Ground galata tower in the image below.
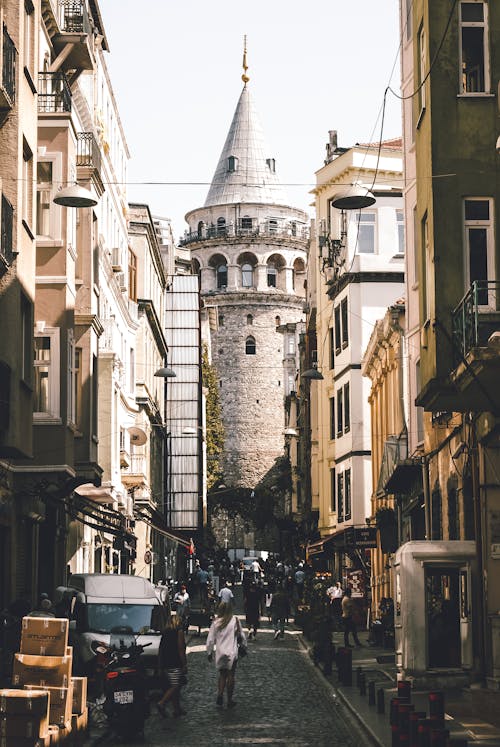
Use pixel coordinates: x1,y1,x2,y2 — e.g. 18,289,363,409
184,49,308,531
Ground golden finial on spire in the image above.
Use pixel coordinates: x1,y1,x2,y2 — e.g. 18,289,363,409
242,35,250,86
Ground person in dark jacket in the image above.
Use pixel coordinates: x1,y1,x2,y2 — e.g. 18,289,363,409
270,584,290,639
244,581,262,639
157,613,187,718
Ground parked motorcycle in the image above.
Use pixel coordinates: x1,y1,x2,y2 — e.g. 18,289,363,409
91,626,151,739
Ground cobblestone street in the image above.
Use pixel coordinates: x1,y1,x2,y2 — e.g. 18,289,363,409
85,617,366,746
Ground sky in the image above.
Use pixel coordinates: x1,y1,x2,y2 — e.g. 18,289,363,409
99,0,402,241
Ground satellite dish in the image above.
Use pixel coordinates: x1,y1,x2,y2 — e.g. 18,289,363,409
128,426,147,446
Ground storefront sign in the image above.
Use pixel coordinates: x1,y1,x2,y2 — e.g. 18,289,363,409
343,526,377,548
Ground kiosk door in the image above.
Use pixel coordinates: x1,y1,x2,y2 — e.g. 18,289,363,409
426,567,461,668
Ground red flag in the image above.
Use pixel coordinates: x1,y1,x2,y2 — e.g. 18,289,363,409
189,538,195,556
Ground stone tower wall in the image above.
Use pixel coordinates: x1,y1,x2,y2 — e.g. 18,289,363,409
210,292,304,487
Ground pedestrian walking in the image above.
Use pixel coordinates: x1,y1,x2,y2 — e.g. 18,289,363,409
197,565,210,607
327,581,343,629
218,581,234,606
244,581,262,639
157,613,188,718
270,583,290,639
173,583,191,634
294,564,306,603
341,587,362,648
206,602,246,709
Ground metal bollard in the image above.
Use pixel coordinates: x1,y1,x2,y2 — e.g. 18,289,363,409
409,712,427,747
359,672,366,695
390,698,402,726
398,703,414,745
430,729,449,747
356,666,363,688
376,687,385,714
417,719,433,747
368,679,376,706
397,679,412,704
428,692,445,730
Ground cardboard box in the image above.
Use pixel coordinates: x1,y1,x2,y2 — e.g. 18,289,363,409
28,686,73,728
0,737,50,747
0,689,49,717
21,618,69,657
71,708,88,733
0,714,49,739
70,678,87,715
13,654,72,688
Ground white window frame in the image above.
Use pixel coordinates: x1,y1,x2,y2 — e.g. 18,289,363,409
34,327,60,422
241,263,253,288
67,329,76,425
463,197,495,308
36,154,63,245
396,209,405,255
356,211,377,254
418,23,426,115
459,1,490,95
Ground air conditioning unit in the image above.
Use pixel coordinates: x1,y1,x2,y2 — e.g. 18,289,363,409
115,271,127,291
112,247,123,272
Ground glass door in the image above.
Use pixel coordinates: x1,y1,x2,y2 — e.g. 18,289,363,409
425,567,461,668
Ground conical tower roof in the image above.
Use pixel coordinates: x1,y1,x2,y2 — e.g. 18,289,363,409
204,84,287,207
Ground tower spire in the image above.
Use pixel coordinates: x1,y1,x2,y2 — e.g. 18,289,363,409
242,35,249,86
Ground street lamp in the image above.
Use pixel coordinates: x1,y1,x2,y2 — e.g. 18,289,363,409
53,183,98,208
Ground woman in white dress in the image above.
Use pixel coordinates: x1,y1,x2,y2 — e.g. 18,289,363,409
206,602,246,708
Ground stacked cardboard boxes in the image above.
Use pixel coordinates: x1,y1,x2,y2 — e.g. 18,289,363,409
2,617,88,746
0,689,51,747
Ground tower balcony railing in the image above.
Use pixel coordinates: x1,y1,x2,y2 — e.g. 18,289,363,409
180,221,309,246
38,72,72,113
452,280,500,365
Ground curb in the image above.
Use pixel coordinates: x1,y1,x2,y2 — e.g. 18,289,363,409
297,633,386,747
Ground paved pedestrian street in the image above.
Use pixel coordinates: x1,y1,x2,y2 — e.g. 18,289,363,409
85,623,366,746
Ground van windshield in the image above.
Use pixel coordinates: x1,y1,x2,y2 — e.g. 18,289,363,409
86,604,163,634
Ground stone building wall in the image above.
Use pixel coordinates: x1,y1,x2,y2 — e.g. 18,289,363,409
209,292,304,486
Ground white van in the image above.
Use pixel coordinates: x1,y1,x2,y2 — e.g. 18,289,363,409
65,574,169,678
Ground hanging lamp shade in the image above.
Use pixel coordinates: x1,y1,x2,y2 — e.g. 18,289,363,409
301,368,324,380
53,184,98,208
330,184,376,211
154,366,176,378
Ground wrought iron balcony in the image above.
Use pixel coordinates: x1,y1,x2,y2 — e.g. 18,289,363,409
0,194,15,272
38,72,72,113
76,131,101,173
452,280,500,365
0,26,16,109
180,221,309,246
58,0,91,34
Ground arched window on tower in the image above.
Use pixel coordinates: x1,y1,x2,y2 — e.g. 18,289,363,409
267,263,277,287
247,314,253,325
275,315,281,327
216,263,227,288
217,217,226,237
228,156,238,172
241,263,253,288
197,221,204,238
245,336,256,355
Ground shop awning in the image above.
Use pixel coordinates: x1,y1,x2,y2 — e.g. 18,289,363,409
307,525,378,557
133,504,192,549
384,458,422,493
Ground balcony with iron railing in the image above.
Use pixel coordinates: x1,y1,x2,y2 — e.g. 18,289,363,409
121,454,148,488
180,221,309,246
450,280,500,412
38,72,72,114
452,281,500,364
57,0,91,34
0,193,15,274
76,131,101,173
0,26,16,109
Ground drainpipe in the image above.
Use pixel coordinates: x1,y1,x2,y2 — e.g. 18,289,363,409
421,455,431,539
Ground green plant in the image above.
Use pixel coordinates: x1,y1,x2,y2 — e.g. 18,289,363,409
202,343,225,490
